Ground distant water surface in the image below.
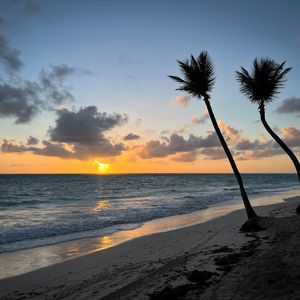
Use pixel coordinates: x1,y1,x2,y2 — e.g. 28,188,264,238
0,174,298,253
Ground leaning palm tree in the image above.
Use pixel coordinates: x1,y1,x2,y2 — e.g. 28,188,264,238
236,58,300,182
169,51,258,219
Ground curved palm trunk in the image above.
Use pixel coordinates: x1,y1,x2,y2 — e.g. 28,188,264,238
204,97,258,219
259,103,300,183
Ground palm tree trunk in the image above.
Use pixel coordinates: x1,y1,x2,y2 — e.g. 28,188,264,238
204,97,258,219
259,103,300,182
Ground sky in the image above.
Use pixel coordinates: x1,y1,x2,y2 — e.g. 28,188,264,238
0,0,299,174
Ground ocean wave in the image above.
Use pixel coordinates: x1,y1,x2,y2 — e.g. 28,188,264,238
0,173,299,253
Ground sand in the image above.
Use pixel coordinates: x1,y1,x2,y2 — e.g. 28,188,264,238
0,195,299,300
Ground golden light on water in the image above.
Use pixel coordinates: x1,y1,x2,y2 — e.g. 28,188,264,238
99,235,114,249
92,199,108,212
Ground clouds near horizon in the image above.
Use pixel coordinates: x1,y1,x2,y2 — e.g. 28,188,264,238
139,121,300,162
171,95,190,107
1,106,128,160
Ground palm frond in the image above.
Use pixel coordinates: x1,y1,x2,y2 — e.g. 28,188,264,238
236,57,291,105
169,51,216,100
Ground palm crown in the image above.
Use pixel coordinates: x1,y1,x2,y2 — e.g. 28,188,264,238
236,58,291,104
169,51,215,100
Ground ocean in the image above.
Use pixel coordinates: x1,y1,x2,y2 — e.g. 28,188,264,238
1,173,299,255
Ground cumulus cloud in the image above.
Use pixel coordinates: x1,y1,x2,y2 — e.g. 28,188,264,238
218,121,243,144
27,136,39,145
39,64,77,105
171,95,190,107
0,82,41,123
281,127,300,147
50,106,127,143
171,151,199,162
33,141,73,158
276,97,300,115
0,17,90,123
0,63,84,123
1,139,73,158
139,131,219,159
1,106,129,160
172,123,189,134
191,111,209,124
0,18,23,72
1,139,27,153
49,106,128,158
123,133,140,141
200,148,227,160
139,119,300,162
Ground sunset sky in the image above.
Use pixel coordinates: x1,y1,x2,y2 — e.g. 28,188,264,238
0,0,299,174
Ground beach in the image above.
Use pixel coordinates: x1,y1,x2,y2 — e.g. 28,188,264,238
0,193,299,299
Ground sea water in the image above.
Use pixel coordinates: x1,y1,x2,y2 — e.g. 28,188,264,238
1,173,298,254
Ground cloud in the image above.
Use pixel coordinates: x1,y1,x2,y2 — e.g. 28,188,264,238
0,82,41,123
276,97,300,115
1,106,128,160
33,141,73,158
40,64,77,105
50,106,127,143
281,127,300,147
49,106,128,158
172,123,188,134
200,148,227,160
139,131,219,159
1,139,27,153
123,133,140,141
0,63,83,123
235,138,265,151
171,95,190,107
218,121,242,144
1,139,73,158
191,111,209,124
0,18,89,123
171,151,199,162
0,19,23,72
48,106,128,158
27,136,39,145
140,119,300,162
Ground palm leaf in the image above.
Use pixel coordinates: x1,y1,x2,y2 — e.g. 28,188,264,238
168,51,215,100
236,57,291,105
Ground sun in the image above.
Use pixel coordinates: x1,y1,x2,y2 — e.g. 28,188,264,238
95,161,110,173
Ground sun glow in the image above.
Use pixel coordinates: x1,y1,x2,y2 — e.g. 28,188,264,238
95,161,110,173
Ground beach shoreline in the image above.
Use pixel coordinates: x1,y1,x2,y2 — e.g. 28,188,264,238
0,192,299,299
1,188,299,281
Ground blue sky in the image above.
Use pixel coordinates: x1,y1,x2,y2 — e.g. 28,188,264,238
0,0,299,173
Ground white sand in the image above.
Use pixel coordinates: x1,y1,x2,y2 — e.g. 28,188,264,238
0,194,299,299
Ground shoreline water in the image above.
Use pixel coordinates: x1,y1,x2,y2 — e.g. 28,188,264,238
1,187,299,280
0,193,299,299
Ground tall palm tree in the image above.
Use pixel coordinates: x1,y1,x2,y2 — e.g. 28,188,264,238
236,58,300,182
169,51,258,219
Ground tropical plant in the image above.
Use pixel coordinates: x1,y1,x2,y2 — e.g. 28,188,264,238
236,58,300,182
169,51,258,219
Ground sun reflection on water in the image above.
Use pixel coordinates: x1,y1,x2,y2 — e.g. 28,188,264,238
92,199,109,212
98,235,114,250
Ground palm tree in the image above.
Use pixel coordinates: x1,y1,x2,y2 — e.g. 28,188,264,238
236,58,300,182
169,51,258,219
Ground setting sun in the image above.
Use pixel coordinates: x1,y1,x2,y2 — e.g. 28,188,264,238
96,161,110,173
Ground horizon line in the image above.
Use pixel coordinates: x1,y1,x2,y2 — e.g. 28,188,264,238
0,172,297,175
